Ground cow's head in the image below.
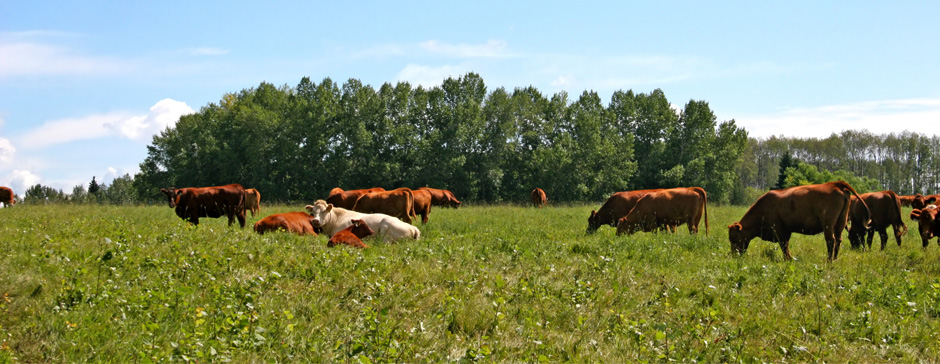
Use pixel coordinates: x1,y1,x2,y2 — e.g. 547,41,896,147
911,194,935,209
587,210,600,233
615,216,640,236
727,222,752,255
349,219,375,239
305,200,333,228
160,188,181,208
911,206,940,243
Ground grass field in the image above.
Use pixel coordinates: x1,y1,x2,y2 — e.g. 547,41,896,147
2,203,940,362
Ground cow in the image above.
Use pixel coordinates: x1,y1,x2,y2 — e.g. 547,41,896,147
327,219,375,249
253,212,321,236
911,194,940,210
411,188,433,224
898,194,916,207
847,190,907,250
910,204,940,248
245,188,261,218
305,200,420,243
419,187,462,208
727,181,869,261
160,184,247,227
587,189,663,233
353,187,416,224
531,188,547,208
0,186,15,207
615,187,709,236
326,187,386,210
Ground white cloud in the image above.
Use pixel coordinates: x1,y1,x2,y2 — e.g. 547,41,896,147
0,137,15,165
737,98,940,138
419,39,510,58
0,41,132,77
396,64,470,88
550,76,573,87
105,99,195,142
3,169,41,195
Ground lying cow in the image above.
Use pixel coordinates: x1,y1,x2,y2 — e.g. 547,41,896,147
353,187,416,224
419,187,461,208
531,188,547,208
0,186,15,207
245,188,261,218
326,187,386,210
411,188,433,224
911,205,940,248
847,190,907,250
327,219,375,249
587,189,662,233
728,181,869,261
305,199,420,243
160,184,247,227
615,187,708,235
253,212,321,236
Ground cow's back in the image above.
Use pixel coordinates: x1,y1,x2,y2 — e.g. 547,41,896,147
353,188,414,223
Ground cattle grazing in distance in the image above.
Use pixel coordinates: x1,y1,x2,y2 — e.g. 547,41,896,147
587,189,663,233
160,184,248,227
0,186,15,207
911,194,940,209
898,194,916,207
419,187,461,208
305,200,420,243
253,212,321,236
245,188,261,218
847,190,907,250
728,181,869,261
910,205,940,248
326,187,386,210
327,219,375,249
616,187,708,236
531,188,547,208
353,187,417,224
411,188,433,224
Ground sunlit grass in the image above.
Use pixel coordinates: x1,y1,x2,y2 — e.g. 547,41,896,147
1,203,940,362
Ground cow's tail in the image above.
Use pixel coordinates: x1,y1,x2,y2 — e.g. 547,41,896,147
694,187,709,236
838,181,870,229
888,190,908,237
405,188,417,222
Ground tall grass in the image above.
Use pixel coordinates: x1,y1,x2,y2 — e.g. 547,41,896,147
1,203,940,362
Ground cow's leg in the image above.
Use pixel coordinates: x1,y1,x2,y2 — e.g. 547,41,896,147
866,230,875,250
894,225,903,247
237,212,246,228
877,229,888,251
778,240,794,260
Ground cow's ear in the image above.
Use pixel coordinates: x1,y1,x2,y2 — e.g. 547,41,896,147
728,223,742,231
912,210,922,219
160,188,167,194
325,204,333,213
928,197,937,205
304,205,315,213
176,190,183,196
589,210,596,219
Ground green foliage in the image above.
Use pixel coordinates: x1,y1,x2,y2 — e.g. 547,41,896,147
780,161,880,193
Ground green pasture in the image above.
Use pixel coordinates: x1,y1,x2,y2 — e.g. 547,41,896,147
2,203,940,362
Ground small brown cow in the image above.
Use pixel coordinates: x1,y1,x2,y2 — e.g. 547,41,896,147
411,188,433,224
419,187,461,208
326,187,386,210
587,189,663,233
253,212,321,236
327,219,375,249
728,181,869,261
616,187,708,236
245,188,261,218
160,184,247,227
911,205,940,248
847,190,907,250
0,186,15,206
531,188,547,208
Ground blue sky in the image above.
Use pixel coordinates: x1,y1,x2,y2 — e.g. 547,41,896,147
1,1,939,194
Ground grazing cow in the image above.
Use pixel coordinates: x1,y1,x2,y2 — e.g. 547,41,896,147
411,188,433,224
160,184,247,227
728,181,869,261
419,187,462,208
531,188,547,208
0,186,15,207
587,189,663,233
305,200,420,243
910,205,940,248
911,194,940,210
353,187,416,224
245,188,261,218
327,219,375,249
898,194,916,207
326,187,386,210
615,187,709,236
253,212,321,236
847,190,907,250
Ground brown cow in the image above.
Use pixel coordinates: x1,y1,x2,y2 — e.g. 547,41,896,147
728,181,869,261
353,187,416,224
160,184,247,227
245,188,261,218
847,190,907,250
411,188,433,224
0,186,15,206
910,205,940,248
911,194,940,209
898,194,916,207
531,188,547,208
419,187,461,208
616,187,708,236
587,189,663,233
326,187,386,210
327,219,375,248
253,212,320,235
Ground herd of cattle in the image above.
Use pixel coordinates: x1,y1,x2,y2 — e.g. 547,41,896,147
2,181,939,261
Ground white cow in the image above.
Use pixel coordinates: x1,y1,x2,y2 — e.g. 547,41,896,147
305,199,420,243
